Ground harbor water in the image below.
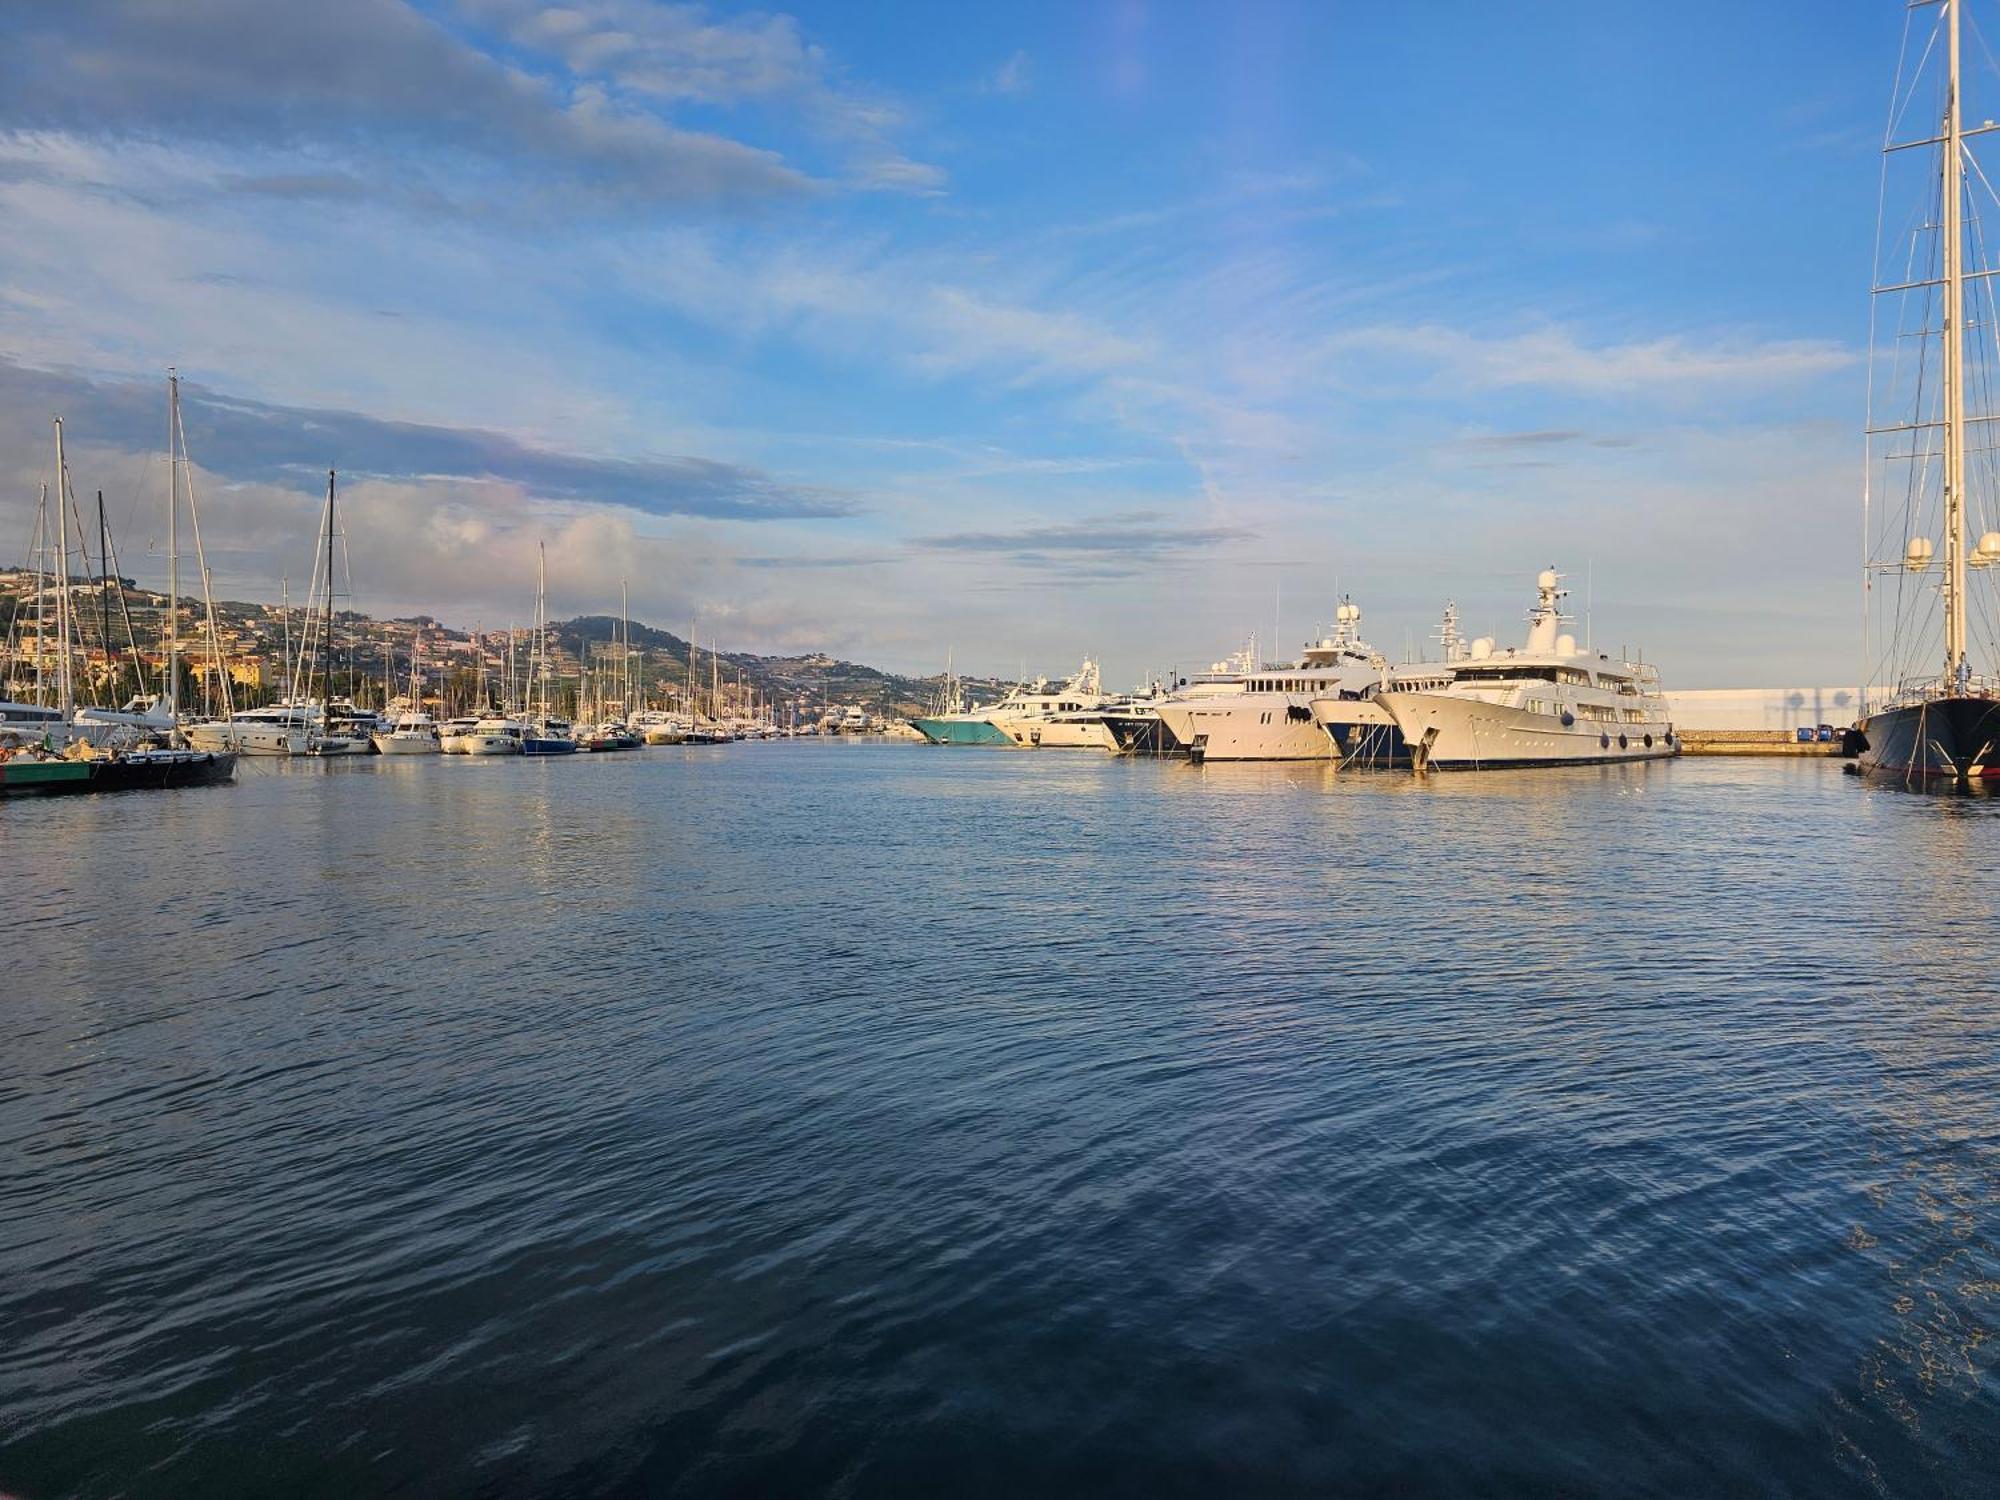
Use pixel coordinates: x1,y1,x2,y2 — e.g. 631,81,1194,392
3,746,1998,1496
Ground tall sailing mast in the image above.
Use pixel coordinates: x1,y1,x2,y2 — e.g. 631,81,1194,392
31,483,46,707
1943,0,1969,688
324,470,338,708
52,418,73,719
167,374,181,719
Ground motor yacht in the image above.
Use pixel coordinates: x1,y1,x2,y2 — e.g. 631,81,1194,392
1372,569,1678,771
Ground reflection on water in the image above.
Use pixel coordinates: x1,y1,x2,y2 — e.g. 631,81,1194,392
2,746,1998,1497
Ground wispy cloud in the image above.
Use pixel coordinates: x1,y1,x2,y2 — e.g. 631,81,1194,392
982,50,1033,97
453,0,945,194
0,0,945,209
915,511,1251,569
1324,324,1856,394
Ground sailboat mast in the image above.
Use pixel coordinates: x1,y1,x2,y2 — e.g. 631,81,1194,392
31,484,46,706
53,418,73,717
167,372,181,719
1943,0,1970,682
96,489,114,701
536,541,547,722
324,470,337,711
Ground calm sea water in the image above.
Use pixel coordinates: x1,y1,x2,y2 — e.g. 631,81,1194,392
3,745,1998,1497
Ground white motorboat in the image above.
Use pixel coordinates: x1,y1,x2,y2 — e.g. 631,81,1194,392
186,703,313,757
438,716,480,753
1373,569,1678,771
371,710,441,755
634,710,689,745
460,717,526,755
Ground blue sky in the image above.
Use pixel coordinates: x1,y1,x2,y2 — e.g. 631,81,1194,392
0,1,1920,683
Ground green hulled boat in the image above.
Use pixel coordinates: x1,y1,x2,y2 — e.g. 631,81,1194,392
910,715,1011,745
0,759,93,795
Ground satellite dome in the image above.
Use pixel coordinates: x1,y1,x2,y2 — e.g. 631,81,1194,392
1556,633,1578,657
1537,568,1559,590
1977,531,2000,562
1471,636,1495,659
1906,536,1936,568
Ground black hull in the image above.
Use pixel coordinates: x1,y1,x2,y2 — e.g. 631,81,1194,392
1320,716,1413,769
0,751,237,798
1420,751,1680,772
1855,697,2000,783
1103,713,1184,757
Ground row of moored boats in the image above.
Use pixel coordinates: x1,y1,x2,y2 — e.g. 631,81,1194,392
911,570,1679,771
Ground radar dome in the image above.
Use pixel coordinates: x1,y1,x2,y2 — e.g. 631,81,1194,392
1337,602,1359,624
1537,568,1559,590
1977,531,2000,563
1906,536,1936,568
1470,636,1495,660
1556,633,1578,657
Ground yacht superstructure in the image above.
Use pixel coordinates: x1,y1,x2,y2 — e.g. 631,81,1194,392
1372,570,1676,771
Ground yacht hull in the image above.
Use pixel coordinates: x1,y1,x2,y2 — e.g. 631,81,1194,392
910,716,1012,746
1309,698,1414,768
1034,719,1115,749
186,722,308,756
372,733,441,755
460,734,521,756
1377,692,1678,771
1103,711,1178,756
1855,697,2000,783
0,750,236,797
1156,698,1333,762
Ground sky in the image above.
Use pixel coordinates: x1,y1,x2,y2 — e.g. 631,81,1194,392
0,0,1930,686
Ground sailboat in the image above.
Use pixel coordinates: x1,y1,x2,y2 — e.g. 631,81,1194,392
300,470,369,755
3,388,236,794
521,543,576,755
1856,0,2000,783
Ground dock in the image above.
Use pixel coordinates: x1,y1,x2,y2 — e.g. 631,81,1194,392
1679,729,1844,757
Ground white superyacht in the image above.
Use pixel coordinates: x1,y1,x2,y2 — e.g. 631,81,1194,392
1372,569,1677,771
984,660,1116,747
1153,602,1385,761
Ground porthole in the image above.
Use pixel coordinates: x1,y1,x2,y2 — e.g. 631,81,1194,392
1600,733,1610,750
1643,733,1653,748
1618,733,1629,749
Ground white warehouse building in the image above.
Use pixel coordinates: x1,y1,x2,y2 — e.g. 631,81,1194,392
1663,687,1861,733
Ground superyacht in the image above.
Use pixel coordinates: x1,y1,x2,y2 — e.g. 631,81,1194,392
911,660,1112,747
1308,602,1467,767
1102,643,1254,755
1371,569,1677,771
1153,603,1384,762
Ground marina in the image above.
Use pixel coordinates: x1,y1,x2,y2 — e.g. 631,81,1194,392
9,2,2000,1497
